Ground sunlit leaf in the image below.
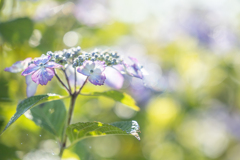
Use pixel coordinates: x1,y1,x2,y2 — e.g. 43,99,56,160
0,94,68,135
27,100,66,137
66,120,141,145
0,17,33,44
83,90,140,111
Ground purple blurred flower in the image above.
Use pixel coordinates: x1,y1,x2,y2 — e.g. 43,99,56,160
125,57,145,79
4,58,38,97
22,55,62,85
104,66,124,89
74,0,109,27
77,60,106,86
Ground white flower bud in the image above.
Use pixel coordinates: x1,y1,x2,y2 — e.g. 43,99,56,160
47,51,53,56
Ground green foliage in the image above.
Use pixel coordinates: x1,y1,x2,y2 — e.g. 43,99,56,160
0,94,68,135
0,143,19,160
66,121,140,145
29,100,66,137
0,0,4,11
86,90,140,111
0,17,33,44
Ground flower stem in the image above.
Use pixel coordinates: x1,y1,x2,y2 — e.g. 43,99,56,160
74,67,77,93
59,93,77,158
59,77,88,158
62,69,72,95
54,70,70,94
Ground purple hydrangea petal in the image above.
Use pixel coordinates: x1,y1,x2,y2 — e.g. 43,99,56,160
4,58,31,73
94,61,105,72
128,56,139,65
104,67,124,89
25,75,38,97
31,68,55,85
124,57,144,79
77,60,106,85
77,66,90,76
88,73,106,85
34,55,51,66
77,60,95,76
21,64,40,76
44,61,63,68
126,64,143,79
5,61,24,73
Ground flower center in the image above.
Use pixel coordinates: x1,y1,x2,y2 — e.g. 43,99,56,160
90,69,94,73
39,63,44,67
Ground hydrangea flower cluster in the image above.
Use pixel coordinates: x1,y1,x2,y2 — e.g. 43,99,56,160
45,46,122,68
5,46,145,96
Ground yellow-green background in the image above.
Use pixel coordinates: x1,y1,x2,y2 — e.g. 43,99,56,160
1,0,240,160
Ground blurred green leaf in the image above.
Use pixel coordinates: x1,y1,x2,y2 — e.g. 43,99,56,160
0,94,68,135
66,120,140,145
84,90,140,111
29,100,66,137
0,0,4,11
0,143,19,160
0,17,33,44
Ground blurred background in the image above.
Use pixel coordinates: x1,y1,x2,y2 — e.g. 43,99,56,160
1,0,240,159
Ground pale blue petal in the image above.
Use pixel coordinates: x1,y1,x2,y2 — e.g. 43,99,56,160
21,64,40,76
5,58,31,73
34,55,51,66
25,75,38,97
89,73,106,86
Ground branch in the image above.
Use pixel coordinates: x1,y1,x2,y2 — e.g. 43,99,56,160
76,77,88,95
62,69,72,95
54,70,70,94
74,67,77,93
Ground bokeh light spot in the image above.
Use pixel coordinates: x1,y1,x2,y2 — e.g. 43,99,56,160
63,31,80,47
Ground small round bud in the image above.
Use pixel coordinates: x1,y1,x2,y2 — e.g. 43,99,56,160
72,62,78,68
65,52,71,58
91,57,95,61
59,57,67,64
28,61,34,66
105,55,109,59
94,54,98,58
72,48,77,53
110,52,115,57
47,51,53,56
91,52,95,56
54,54,60,59
78,55,83,59
74,58,79,63
62,49,67,53
78,62,83,66
76,46,81,52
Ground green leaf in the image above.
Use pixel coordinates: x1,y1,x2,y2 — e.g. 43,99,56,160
85,90,140,111
28,100,66,137
66,120,141,145
0,17,34,44
0,94,68,135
